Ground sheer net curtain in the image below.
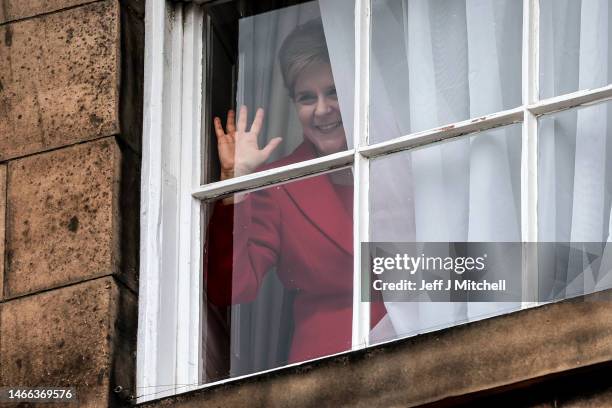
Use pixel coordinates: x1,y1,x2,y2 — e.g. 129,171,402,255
237,2,319,161
226,0,355,376
370,0,523,341
539,0,612,301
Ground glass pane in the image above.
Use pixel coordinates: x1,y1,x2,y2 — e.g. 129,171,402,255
202,168,354,382
538,101,612,301
368,125,522,344
203,0,355,184
369,0,523,144
540,0,612,99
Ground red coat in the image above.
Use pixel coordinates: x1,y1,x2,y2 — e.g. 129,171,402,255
206,141,385,363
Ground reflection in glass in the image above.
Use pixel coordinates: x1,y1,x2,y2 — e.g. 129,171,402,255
369,0,522,144
368,125,522,344
540,0,612,99
539,101,612,301
203,168,385,382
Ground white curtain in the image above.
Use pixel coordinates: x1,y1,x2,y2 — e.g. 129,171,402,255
370,0,523,341
539,0,612,301
229,0,612,356
237,2,320,162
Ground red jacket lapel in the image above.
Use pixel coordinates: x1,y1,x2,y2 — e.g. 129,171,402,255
264,141,353,255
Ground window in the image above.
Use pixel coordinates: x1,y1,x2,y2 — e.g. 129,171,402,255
137,0,612,403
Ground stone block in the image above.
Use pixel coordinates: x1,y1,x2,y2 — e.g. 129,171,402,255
0,0,100,23
0,1,119,161
0,164,5,299
0,277,137,407
5,137,139,297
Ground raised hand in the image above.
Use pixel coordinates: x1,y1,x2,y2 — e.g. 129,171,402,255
214,105,283,181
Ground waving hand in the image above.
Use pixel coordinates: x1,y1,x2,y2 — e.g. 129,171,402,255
214,106,283,181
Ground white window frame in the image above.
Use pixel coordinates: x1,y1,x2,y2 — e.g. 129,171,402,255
137,0,612,403
138,0,204,402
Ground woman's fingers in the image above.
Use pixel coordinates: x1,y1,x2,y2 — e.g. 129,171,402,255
237,105,248,132
213,117,226,140
250,108,264,135
261,137,283,159
226,109,236,133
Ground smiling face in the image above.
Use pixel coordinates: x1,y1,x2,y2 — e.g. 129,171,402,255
292,61,347,156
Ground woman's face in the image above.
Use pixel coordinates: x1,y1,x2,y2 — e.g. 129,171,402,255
293,62,346,156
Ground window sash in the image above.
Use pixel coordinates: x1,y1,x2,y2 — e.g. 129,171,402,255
192,150,354,200
521,0,540,306
193,80,612,203
352,0,372,350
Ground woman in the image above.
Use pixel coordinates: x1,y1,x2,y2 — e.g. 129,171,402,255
206,18,386,365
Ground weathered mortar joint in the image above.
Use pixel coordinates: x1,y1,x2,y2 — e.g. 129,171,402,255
0,1,104,25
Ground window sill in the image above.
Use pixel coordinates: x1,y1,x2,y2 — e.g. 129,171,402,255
136,289,612,407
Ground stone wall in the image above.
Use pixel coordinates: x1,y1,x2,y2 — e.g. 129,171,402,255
0,0,143,406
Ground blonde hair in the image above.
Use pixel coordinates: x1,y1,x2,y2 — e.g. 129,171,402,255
278,18,330,98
